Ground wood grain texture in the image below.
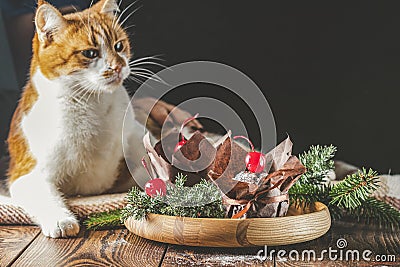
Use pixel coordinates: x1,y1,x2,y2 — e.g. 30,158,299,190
125,202,331,247
0,226,40,267
161,245,275,266
275,223,400,266
12,228,167,267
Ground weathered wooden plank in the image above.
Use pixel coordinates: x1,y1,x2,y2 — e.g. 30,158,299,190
161,245,275,266
0,226,40,267
160,223,399,266
275,223,399,266
12,228,167,267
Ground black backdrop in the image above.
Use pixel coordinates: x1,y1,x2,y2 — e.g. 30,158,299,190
128,1,400,173
2,1,400,173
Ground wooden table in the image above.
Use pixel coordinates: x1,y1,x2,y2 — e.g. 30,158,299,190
0,222,398,266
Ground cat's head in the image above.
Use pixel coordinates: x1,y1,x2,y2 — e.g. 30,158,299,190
33,0,131,93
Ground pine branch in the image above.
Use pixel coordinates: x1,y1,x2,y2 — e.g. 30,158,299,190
348,197,400,228
289,183,329,206
84,209,123,230
329,168,379,209
289,183,343,220
298,145,336,185
121,174,225,221
121,187,166,222
291,145,400,228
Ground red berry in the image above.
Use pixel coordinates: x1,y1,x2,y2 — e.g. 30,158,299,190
234,135,266,173
141,158,167,197
245,151,266,173
174,140,187,152
174,113,199,152
145,178,166,197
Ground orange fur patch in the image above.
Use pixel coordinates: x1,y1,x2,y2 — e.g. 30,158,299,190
7,82,38,183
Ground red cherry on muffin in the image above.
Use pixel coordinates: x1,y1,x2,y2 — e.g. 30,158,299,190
233,135,266,173
144,178,166,197
141,158,166,197
174,113,199,152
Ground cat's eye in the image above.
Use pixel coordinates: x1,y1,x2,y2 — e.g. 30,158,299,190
114,41,124,52
82,49,99,59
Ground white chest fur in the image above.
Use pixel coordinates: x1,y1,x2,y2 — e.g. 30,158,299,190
21,70,143,195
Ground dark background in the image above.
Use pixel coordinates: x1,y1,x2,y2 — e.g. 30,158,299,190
1,1,400,173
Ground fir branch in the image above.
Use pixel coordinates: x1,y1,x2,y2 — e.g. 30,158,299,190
174,173,186,188
289,183,329,206
84,209,123,230
329,168,379,209
121,187,166,222
298,145,336,185
290,165,399,228
165,175,221,208
289,183,343,220
121,174,225,221
290,145,399,228
349,197,400,228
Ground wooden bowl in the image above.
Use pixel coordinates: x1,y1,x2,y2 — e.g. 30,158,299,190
124,202,331,247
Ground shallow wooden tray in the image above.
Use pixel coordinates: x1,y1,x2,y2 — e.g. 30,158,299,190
124,202,331,247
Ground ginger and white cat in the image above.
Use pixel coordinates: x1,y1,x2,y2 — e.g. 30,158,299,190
7,0,151,238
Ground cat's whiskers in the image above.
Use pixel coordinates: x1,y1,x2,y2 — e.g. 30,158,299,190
127,55,171,86
69,82,89,96
127,75,144,85
130,71,167,85
130,68,167,85
129,59,170,74
129,55,171,70
130,67,157,76
71,86,89,104
87,0,95,28
81,82,101,104
119,5,142,28
69,83,86,98
112,0,142,29
129,60,170,70
78,86,93,104
112,0,125,30
69,86,88,105
129,55,164,64
86,88,97,104
111,1,137,29
69,80,97,105
123,24,135,31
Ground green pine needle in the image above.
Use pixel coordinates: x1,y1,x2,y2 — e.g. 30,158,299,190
84,209,123,230
329,168,379,209
289,183,329,206
349,197,400,228
298,144,336,185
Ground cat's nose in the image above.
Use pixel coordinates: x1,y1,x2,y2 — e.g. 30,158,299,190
111,65,122,74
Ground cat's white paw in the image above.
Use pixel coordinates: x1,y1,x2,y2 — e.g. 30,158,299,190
41,216,80,238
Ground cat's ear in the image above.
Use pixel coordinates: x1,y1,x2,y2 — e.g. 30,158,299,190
92,0,120,16
35,1,67,43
